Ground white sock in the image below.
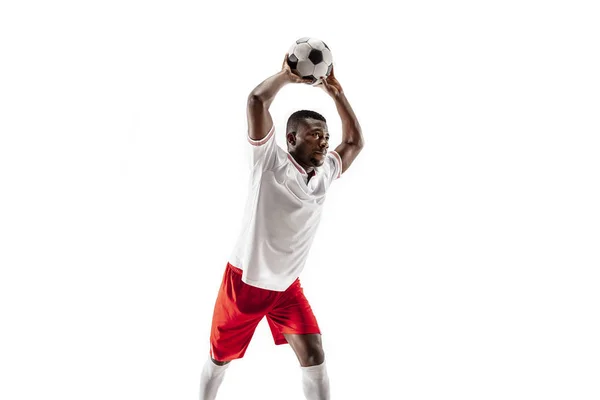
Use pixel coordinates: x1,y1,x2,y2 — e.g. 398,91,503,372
199,358,230,400
301,361,330,400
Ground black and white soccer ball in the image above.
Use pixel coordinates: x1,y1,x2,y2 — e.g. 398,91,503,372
287,37,333,85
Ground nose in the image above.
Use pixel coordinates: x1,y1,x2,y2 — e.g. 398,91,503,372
320,138,328,149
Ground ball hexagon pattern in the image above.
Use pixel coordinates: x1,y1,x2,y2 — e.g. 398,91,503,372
287,37,333,85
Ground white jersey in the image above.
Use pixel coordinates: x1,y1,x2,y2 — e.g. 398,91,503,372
228,125,342,291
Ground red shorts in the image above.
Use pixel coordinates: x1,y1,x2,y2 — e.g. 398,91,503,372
209,263,320,362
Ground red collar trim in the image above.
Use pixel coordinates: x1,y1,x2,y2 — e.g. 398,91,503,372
287,153,317,176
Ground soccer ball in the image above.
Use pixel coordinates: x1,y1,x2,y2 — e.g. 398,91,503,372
287,37,333,85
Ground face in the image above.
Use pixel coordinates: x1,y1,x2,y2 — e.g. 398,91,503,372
287,119,330,169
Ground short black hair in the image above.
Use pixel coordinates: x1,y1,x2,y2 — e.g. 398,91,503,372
286,110,326,134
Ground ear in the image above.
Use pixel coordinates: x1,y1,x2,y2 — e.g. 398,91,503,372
286,132,297,146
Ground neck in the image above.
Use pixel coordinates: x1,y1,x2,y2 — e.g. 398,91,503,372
303,164,315,174
290,152,314,174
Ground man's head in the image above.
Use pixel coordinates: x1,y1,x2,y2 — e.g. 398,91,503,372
286,110,330,171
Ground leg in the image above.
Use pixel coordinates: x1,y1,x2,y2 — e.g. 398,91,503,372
267,280,329,399
201,263,275,399
210,358,230,366
283,333,325,367
199,358,231,400
284,333,330,400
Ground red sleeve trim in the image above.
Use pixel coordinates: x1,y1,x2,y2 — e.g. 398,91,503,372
247,125,275,146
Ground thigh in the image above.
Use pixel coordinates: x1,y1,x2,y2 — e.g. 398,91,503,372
283,333,325,367
266,279,321,345
209,263,276,361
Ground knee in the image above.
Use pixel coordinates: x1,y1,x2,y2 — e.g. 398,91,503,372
301,345,325,367
211,358,231,366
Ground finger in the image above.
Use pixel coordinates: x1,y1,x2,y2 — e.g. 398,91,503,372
282,53,291,69
329,64,335,77
315,79,328,88
293,76,311,85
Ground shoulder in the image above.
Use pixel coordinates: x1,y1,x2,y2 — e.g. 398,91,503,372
325,151,342,180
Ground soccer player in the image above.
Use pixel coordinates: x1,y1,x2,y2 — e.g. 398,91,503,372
199,54,364,400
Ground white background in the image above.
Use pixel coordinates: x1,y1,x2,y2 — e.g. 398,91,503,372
1,1,599,399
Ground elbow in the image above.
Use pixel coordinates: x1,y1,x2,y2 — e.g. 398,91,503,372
355,130,364,149
247,93,270,113
247,93,266,108
247,94,265,117
343,139,364,152
354,139,365,153
346,127,364,149
248,91,270,110
357,139,365,150
356,126,365,149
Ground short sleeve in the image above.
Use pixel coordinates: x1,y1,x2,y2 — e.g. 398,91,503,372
323,150,343,185
247,125,279,171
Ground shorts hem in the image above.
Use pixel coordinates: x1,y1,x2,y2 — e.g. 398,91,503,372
209,350,246,363
273,330,322,345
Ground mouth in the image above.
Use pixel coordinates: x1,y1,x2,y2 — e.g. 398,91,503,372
313,151,326,156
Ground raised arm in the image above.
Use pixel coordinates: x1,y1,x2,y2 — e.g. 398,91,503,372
247,55,312,141
317,66,364,174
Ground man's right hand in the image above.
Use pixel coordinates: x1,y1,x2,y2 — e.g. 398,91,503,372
281,54,314,84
